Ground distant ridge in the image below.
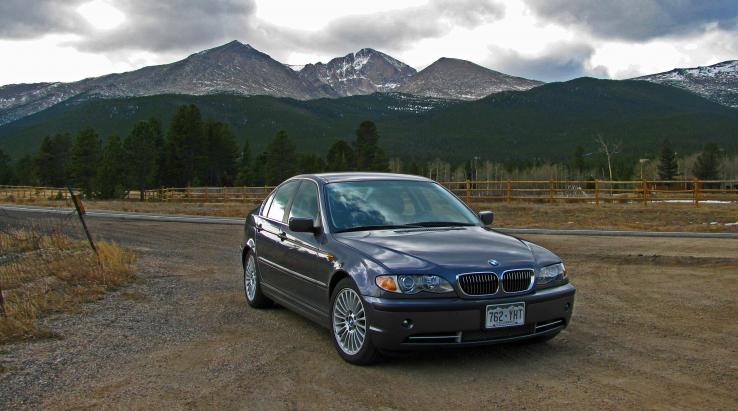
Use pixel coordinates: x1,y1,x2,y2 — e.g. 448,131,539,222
635,60,738,108
398,57,543,100
0,41,543,125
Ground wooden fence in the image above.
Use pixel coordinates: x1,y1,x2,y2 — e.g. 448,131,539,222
0,185,78,201
3,179,738,206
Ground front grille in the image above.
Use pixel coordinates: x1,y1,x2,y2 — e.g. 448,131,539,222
502,269,534,292
458,273,498,295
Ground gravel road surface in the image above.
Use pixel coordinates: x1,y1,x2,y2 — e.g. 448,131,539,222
1,210,737,409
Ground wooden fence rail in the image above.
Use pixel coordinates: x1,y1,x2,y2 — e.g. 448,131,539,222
3,180,738,207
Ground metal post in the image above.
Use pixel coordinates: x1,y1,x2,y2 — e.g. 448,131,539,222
68,187,97,255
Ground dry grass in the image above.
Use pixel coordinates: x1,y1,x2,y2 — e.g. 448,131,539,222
4,197,738,232
475,202,738,233
0,229,136,343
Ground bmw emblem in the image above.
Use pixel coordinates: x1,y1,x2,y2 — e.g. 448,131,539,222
488,259,500,267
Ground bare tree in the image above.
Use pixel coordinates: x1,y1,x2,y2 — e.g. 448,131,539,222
594,134,622,181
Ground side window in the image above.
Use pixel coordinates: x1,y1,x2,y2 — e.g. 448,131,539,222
266,181,299,222
260,193,275,217
289,182,320,224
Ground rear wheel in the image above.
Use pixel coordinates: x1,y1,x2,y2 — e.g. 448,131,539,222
330,278,382,365
243,251,272,308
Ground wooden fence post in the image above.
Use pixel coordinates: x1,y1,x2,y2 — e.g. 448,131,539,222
549,179,555,203
68,187,97,255
642,179,649,206
594,179,600,206
465,180,471,203
506,180,512,203
693,178,700,207
0,281,5,318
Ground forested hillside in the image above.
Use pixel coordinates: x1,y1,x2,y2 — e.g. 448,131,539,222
1,78,736,163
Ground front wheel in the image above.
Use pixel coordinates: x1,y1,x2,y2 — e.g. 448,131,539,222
243,251,272,308
330,278,382,365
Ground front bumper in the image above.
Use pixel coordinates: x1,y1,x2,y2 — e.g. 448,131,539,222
363,283,575,350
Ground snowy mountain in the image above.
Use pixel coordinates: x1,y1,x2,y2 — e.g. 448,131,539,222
635,60,738,108
0,41,328,125
398,58,543,100
298,48,417,97
0,41,545,126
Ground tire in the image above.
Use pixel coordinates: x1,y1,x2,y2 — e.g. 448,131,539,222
330,278,382,365
243,250,273,308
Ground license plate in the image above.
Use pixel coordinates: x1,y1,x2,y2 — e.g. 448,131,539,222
485,302,525,329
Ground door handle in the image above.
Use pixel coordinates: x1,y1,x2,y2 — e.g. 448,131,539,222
256,223,263,232
278,231,287,241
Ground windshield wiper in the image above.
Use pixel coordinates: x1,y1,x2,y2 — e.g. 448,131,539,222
335,224,424,233
407,221,477,227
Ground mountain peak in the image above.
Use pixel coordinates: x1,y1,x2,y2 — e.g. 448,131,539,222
635,60,738,107
194,40,254,56
398,57,542,100
298,48,416,97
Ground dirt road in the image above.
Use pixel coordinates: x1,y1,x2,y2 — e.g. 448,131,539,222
1,213,737,409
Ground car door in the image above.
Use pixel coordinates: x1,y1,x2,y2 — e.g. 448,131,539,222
253,180,299,291
281,180,333,315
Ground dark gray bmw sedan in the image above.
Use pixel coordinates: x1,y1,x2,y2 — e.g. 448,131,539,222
241,173,575,364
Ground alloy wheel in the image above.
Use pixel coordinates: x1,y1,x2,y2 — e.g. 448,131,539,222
244,254,257,301
332,288,367,355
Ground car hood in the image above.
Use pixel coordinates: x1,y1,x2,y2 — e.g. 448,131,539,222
335,226,553,273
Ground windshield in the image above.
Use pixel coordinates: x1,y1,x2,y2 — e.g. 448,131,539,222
325,180,479,233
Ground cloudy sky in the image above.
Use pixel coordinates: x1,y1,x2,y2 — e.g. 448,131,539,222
1,0,737,85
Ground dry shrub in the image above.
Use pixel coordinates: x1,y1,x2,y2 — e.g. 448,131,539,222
0,230,136,344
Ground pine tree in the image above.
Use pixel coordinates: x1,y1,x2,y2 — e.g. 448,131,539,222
146,117,166,187
657,139,678,180
371,146,389,172
693,143,721,180
164,105,205,186
298,153,326,174
404,160,421,176
124,120,161,200
236,140,252,185
0,149,14,184
68,127,101,197
354,121,389,171
96,135,126,199
204,120,240,186
326,140,354,171
251,152,268,186
573,145,586,174
14,155,37,185
35,133,71,187
354,121,376,170
264,130,297,185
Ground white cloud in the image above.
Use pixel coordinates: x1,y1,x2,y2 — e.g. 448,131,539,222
77,0,126,31
0,0,736,85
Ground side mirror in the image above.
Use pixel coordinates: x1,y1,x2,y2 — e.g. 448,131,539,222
289,217,319,234
479,211,494,225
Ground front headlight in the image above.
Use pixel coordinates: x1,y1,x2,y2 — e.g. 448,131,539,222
375,274,454,294
536,263,566,285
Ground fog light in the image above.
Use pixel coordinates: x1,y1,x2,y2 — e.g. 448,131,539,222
401,319,414,329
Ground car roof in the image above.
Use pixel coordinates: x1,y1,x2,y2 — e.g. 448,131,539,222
294,172,432,184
